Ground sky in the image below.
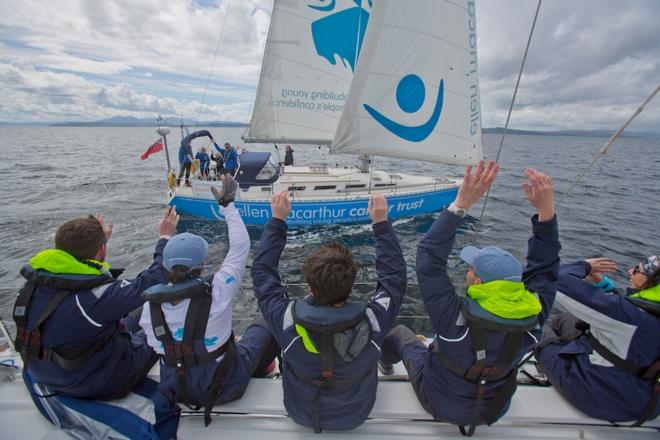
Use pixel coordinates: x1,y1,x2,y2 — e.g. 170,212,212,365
0,0,659,132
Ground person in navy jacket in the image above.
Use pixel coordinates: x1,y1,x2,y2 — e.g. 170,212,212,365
222,143,239,176
380,162,560,431
14,208,179,399
536,255,660,424
195,146,211,180
177,140,194,186
251,192,406,431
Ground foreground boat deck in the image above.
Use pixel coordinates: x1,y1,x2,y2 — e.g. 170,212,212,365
2,367,658,439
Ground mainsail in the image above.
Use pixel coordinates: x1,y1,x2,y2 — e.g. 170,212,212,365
243,0,372,145
331,0,483,165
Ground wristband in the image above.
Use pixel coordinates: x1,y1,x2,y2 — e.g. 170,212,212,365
594,275,615,293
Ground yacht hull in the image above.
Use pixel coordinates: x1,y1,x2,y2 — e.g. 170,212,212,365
170,186,458,226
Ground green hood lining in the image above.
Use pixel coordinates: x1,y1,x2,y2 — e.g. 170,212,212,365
630,284,660,303
30,249,110,276
467,280,541,319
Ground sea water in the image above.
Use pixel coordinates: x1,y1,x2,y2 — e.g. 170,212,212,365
0,126,657,334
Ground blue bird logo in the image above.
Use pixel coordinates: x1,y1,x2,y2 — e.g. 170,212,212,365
364,75,444,142
308,0,372,72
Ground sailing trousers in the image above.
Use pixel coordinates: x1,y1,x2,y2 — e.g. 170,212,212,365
177,163,192,185
381,325,433,414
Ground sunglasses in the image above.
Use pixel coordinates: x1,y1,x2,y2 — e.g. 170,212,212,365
632,265,646,276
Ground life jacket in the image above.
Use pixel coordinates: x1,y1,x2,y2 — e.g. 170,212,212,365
288,298,372,433
581,289,660,427
434,282,541,437
13,253,118,370
142,275,236,427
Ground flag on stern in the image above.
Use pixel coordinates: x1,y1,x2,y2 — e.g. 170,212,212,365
140,139,164,160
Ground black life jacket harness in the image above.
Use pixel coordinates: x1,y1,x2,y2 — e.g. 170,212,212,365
583,296,660,427
13,265,119,370
288,299,373,433
433,297,540,437
142,276,236,427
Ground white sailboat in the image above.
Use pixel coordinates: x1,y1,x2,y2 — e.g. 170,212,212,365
169,0,480,226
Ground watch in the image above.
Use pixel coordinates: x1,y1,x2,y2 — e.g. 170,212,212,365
447,202,467,218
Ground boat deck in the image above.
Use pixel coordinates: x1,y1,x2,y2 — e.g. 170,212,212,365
1,363,658,439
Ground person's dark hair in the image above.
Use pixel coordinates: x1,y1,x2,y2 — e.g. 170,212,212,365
641,266,660,291
167,265,203,284
302,242,356,306
55,217,106,260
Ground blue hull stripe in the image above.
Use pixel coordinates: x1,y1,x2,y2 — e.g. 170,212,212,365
170,188,458,226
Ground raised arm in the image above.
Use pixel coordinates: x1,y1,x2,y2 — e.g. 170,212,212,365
520,168,561,326
365,194,406,342
86,207,179,322
251,192,291,343
417,160,499,338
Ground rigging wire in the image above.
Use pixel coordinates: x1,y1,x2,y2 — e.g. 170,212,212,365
556,83,660,206
477,0,543,224
194,0,233,129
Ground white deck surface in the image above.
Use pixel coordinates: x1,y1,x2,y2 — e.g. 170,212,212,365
1,365,658,439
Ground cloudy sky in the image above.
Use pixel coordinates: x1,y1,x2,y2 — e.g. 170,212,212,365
1,0,659,132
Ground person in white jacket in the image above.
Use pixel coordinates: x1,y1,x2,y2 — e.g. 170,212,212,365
140,175,279,425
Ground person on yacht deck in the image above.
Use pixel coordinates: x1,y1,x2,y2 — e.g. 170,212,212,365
284,145,294,166
177,140,194,186
195,147,210,180
13,208,179,399
222,142,239,177
139,175,280,426
251,192,406,432
379,161,560,436
535,255,660,426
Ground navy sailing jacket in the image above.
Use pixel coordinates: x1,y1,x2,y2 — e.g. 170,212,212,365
24,239,169,399
536,261,660,422
223,148,238,171
179,144,193,164
416,210,560,425
252,218,406,431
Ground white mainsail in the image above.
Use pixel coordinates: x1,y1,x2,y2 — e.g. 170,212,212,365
331,0,483,165
243,0,372,145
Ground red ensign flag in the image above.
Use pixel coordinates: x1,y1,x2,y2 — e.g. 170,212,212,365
140,139,164,160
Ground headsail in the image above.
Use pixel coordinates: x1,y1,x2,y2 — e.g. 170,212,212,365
243,0,372,145
331,0,483,165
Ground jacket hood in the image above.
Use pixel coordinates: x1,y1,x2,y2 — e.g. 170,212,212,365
29,249,111,276
467,280,541,319
630,283,660,303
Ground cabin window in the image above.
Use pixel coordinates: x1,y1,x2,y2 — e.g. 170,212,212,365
314,185,336,190
261,187,271,192
288,186,306,191
346,184,367,189
375,183,395,187
256,159,278,180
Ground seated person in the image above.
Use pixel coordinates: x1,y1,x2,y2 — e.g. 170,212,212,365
13,208,178,399
139,176,279,426
210,151,224,179
195,147,211,180
535,255,660,426
251,192,406,432
379,162,560,436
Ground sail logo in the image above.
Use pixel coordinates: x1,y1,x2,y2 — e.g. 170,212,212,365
364,75,444,142
308,0,372,72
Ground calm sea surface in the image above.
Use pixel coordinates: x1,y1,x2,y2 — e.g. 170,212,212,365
0,127,658,335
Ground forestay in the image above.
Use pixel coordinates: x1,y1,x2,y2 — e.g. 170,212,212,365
331,0,483,165
243,0,372,145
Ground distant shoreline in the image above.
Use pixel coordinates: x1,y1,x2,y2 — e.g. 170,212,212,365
0,122,658,139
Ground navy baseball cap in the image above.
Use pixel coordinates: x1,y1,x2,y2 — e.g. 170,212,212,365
163,233,208,271
460,246,523,282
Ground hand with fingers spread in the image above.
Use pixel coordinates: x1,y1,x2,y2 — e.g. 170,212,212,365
454,160,500,212
368,193,388,224
210,174,238,207
92,213,113,241
585,257,617,283
271,191,291,221
522,168,554,221
159,206,180,237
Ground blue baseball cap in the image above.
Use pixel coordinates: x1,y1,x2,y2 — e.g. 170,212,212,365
460,246,522,282
163,233,208,272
